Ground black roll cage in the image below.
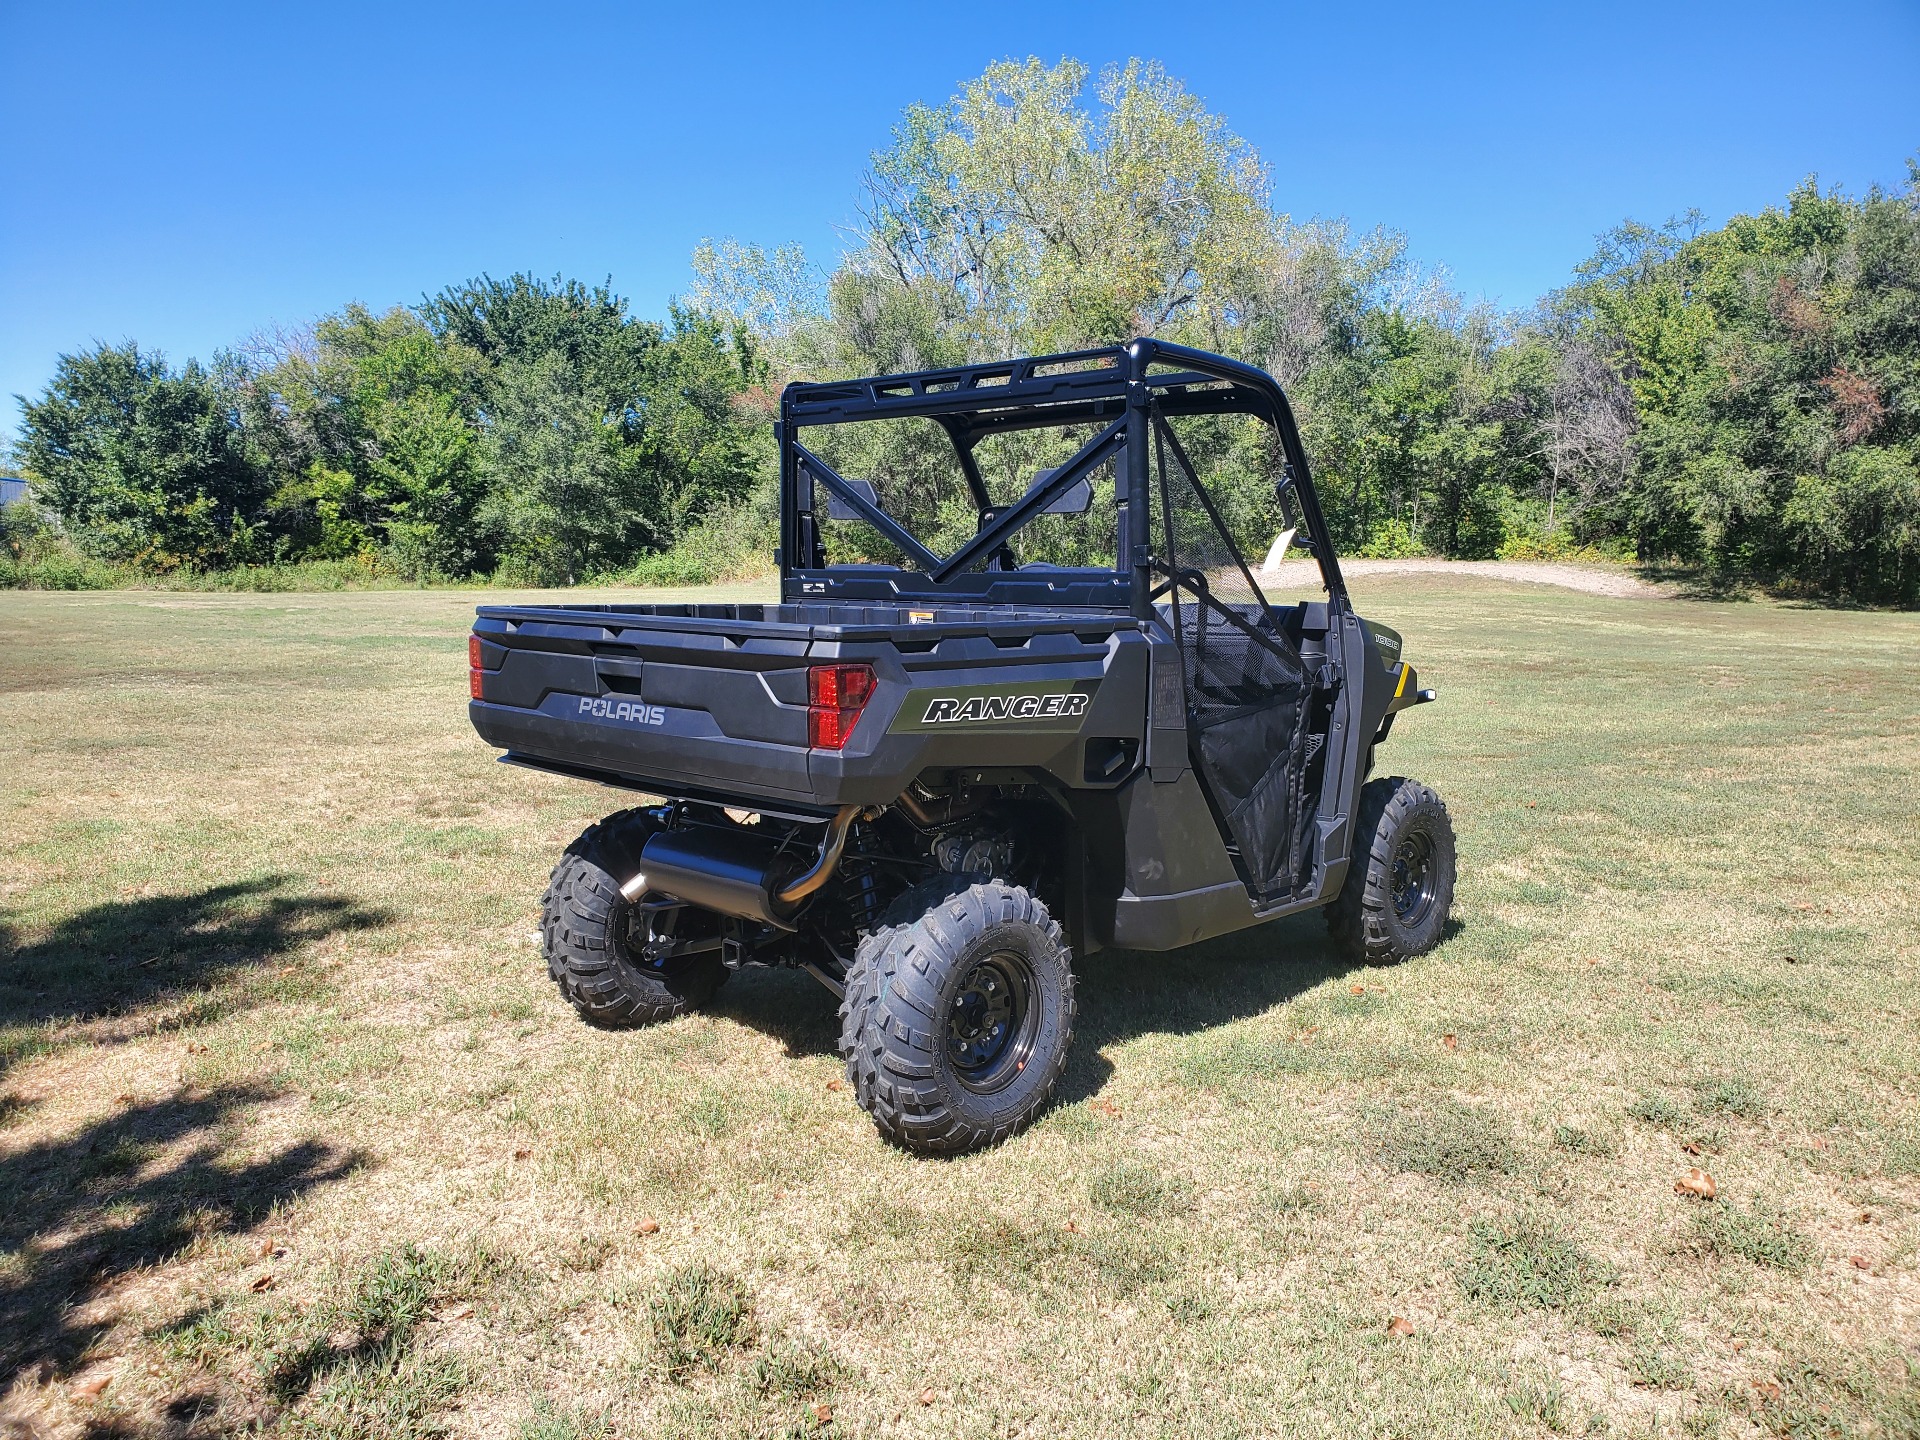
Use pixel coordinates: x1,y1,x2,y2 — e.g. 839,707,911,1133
777,338,1348,617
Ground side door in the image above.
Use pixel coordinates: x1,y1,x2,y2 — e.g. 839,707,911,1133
1148,410,1322,906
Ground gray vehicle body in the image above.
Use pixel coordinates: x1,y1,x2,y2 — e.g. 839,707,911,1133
468,338,1433,960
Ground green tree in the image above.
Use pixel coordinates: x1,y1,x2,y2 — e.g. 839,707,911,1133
478,350,650,584
694,57,1551,567
18,342,270,568
243,306,488,575
421,275,763,576
1559,169,1920,600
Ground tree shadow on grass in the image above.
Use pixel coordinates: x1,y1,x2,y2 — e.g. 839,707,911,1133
0,1081,367,1390
0,876,390,1082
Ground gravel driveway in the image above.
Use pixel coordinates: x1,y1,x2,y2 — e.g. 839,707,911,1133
1266,557,1667,599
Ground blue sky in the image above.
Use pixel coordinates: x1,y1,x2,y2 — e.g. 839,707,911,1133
2,0,1916,432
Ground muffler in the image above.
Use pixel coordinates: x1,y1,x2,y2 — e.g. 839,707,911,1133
619,805,861,927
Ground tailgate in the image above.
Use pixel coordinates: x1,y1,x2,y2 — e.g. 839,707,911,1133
467,601,1147,807
469,604,819,801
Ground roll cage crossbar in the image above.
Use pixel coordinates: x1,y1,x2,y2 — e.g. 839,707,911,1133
777,338,1348,614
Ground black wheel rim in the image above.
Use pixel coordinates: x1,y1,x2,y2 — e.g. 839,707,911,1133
1391,828,1437,927
946,949,1038,1094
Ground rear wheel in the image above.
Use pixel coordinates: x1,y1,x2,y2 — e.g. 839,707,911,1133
839,875,1075,1155
1326,776,1456,964
543,810,726,1027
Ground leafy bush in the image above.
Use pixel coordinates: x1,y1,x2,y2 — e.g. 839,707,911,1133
1497,527,1614,563
0,543,124,589
622,492,777,587
1356,517,1426,559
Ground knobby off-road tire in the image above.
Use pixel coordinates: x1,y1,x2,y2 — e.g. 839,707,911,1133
543,809,726,1027
839,875,1075,1156
1326,776,1457,964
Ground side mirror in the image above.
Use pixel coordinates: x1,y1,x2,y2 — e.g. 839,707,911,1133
823,478,880,521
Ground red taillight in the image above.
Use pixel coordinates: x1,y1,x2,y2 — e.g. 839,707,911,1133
469,634,487,699
807,663,875,750
809,663,874,710
808,705,856,749
468,635,483,668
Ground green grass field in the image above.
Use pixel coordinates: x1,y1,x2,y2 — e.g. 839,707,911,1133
2,577,1917,1439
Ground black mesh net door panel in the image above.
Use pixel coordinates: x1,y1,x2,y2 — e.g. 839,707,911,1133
1151,411,1311,904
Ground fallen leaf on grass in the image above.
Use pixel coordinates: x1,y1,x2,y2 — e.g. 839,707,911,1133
1674,1168,1716,1200
113,1092,133,1105
184,1042,209,1055
1386,1315,1415,1337
1849,1255,1872,1271
69,1373,111,1400
249,1274,275,1293
1681,1141,1702,1156
512,1148,532,1161
1753,1378,1782,1401
436,1302,475,1322
1731,1338,1748,1351
636,1219,660,1235
826,1078,845,1092
919,1388,938,1406
1349,985,1366,996
1091,1098,1121,1118
1062,1220,1079,1234
1441,1034,1458,1051
811,1402,832,1424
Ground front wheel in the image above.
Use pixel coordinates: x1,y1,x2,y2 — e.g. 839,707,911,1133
1326,776,1457,964
839,876,1075,1155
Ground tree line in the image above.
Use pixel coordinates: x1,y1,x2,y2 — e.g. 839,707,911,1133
9,58,1917,602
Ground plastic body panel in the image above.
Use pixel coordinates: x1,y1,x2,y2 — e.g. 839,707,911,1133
468,601,1152,809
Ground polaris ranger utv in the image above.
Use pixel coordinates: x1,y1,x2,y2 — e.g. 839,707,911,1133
468,339,1454,1154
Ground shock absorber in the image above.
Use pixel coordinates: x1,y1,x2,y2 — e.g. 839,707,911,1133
840,820,886,936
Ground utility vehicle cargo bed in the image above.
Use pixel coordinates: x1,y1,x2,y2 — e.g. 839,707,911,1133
468,601,1152,808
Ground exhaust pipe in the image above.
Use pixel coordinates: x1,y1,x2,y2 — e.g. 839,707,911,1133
774,805,862,905
618,805,864,925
